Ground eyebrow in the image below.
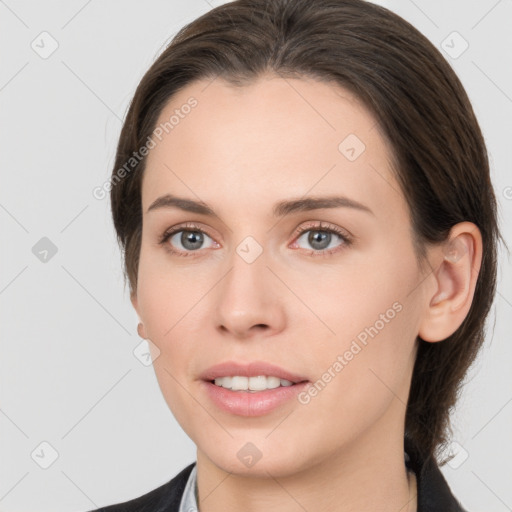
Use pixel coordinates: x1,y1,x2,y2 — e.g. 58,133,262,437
146,193,374,217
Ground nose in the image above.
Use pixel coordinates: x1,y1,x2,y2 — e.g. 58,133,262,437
213,248,287,340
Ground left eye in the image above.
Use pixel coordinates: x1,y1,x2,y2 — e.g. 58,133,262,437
292,227,350,254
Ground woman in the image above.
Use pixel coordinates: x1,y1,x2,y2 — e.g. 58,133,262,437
90,0,505,510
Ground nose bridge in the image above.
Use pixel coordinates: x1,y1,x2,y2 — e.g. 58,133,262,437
221,240,270,311
213,236,285,336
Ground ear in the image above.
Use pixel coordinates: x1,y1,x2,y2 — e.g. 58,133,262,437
130,291,147,339
418,222,483,343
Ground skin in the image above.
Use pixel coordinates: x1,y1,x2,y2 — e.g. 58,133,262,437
131,74,482,512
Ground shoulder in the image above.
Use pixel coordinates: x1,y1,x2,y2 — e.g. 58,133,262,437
85,461,196,512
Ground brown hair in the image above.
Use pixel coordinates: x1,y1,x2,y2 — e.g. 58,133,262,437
109,0,506,464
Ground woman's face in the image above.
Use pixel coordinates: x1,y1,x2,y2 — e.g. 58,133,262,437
131,75,432,476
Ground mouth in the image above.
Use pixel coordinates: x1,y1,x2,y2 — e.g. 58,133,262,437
198,361,310,416
207,375,309,392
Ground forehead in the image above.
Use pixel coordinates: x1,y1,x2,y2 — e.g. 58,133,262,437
141,75,404,223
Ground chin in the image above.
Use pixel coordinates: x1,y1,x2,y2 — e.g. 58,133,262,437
198,436,316,478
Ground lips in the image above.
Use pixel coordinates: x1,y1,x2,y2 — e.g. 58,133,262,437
199,360,309,384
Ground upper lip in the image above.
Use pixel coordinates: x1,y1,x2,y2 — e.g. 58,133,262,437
200,361,309,384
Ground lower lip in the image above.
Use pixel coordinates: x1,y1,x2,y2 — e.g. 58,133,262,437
201,380,309,417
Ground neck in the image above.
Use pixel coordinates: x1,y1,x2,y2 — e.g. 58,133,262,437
195,425,417,512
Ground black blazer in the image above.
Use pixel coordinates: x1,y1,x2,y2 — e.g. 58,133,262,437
90,438,467,512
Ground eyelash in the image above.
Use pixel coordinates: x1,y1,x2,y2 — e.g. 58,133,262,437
157,221,353,258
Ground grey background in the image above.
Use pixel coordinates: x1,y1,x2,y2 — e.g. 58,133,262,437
1,0,511,510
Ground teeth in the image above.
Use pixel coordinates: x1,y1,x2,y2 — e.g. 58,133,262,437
213,375,295,391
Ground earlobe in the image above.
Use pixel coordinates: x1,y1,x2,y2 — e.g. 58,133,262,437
137,322,147,339
418,222,482,343
130,292,147,339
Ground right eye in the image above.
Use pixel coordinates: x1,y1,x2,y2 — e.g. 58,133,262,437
158,223,219,257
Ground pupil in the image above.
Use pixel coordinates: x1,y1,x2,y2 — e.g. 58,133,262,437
182,231,203,250
309,231,330,250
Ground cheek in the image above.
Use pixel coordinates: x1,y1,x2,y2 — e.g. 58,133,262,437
320,241,421,336
136,254,210,341
294,309,417,452
306,256,421,418
149,329,200,435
